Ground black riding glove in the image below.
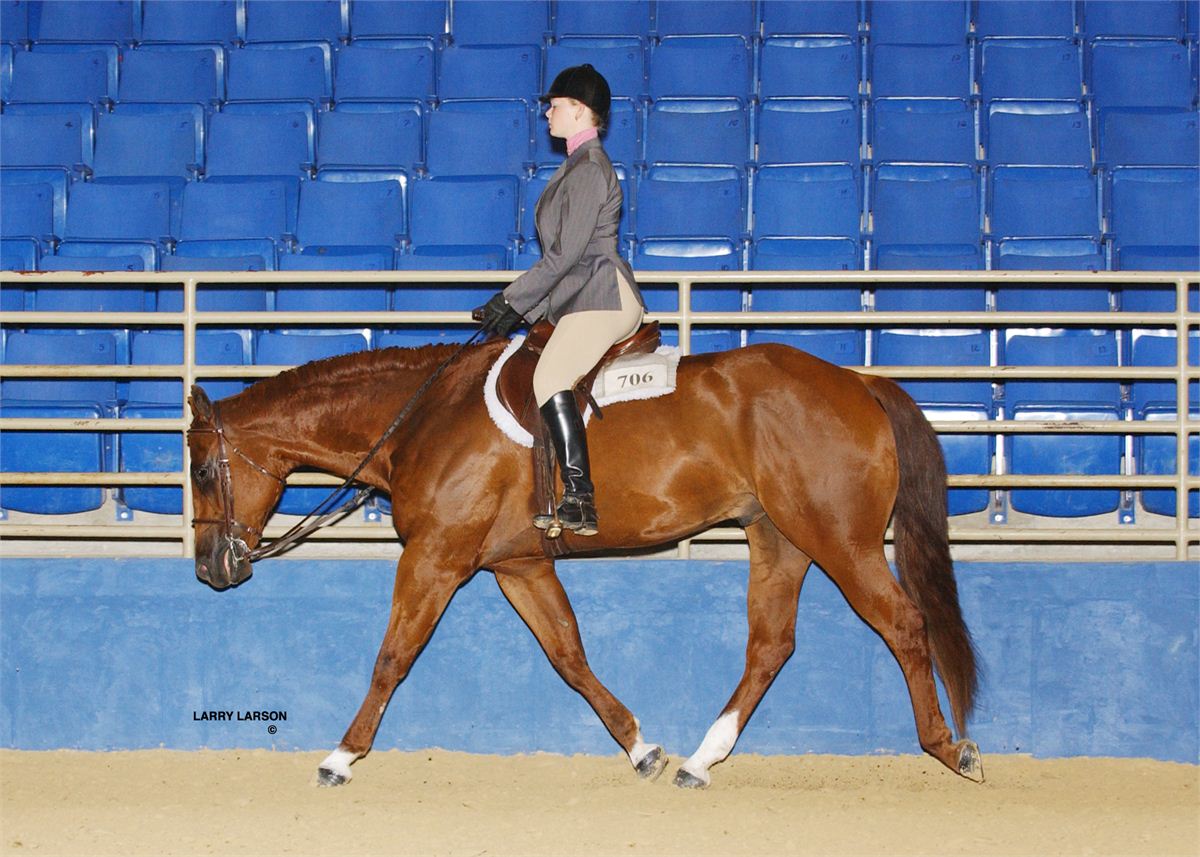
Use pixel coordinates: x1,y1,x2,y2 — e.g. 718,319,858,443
472,292,524,337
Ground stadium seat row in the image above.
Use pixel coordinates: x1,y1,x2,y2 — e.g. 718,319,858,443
3,164,1196,272
3,0,1198,47
3,36,1197,106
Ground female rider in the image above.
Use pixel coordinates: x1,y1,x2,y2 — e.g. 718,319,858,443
474,64,645,537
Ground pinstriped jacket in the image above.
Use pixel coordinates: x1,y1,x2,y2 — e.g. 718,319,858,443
502,137,645,325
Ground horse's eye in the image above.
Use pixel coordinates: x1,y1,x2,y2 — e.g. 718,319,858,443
193,464,212,482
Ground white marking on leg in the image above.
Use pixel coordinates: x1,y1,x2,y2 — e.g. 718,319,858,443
627,718,658,768
680,710,741,786
318,747,356,782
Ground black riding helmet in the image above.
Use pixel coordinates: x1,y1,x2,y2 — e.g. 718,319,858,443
541,63,611,129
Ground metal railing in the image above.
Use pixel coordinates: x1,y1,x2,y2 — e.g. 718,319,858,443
1,269,1196,560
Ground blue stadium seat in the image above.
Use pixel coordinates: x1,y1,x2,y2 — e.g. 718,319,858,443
649,36,751,99
139,0,240,46
1098,107,1200,165
274,280,389,312
279,250,392,270
1,43,11,101
758,98,860,165
747,328,864,365
395,245,508,270
759,37,860,99
0,110,89,172
38,251,148,272
1090,40,1194,112
553,1,651,38
92,110,201,181
985,101,1091,167
162,248,274,271
632,238,741,270
870,164,981,268
635,164,745,242
316,104,423,174
1,238,38,274
977,38,1083,102
2,1,28,43
518,172,550,243
871,44,971,97
30,0,134,43
749,283,860,312
255,330,369,365
752,163,862,241
974,0,1076,38
226,44,332,104
377,330,476,350
645,99,750,166
1,330,118,514
874,283,987,311
1004,328,1122,517
995,281,1111,315
349,0,446,39
206,108,314,178
425,100,531,176
293,177,404,259
0,170,66,242
155,276,268,312
391,278,494,310
993,237,1106,270
1109,166,1200,269
1130,329,1199,517
178,179,292,265
117,47,223,105
1082,0,1186,39
989,166,1099,241
760,0,860,37
870,98,974,164
545,37,646,99
449,0,549,45
406,175,519,260
868,0,968,44
750,237,861,270
438,43,540,100
244,0,343,43
654,1,756,38
7,48,116,104
333,42,436,102
874,328,992,515
120,330,246,515
744,281,862,364
65,179,173,248
533,97,639,168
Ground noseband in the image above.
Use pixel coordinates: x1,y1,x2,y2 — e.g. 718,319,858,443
188,401,286,564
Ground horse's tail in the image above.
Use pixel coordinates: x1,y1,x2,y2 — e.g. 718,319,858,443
864,374,979,738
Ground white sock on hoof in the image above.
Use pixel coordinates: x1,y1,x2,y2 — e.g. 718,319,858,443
680,710,740,784
628,734,658,768
318,748,356,782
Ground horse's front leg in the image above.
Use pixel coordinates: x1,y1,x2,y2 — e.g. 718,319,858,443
493,558,668,781
317,540,474,787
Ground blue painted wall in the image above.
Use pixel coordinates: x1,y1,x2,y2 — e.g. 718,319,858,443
1,559,1196,763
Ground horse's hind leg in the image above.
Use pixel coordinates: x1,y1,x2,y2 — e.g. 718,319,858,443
675,518,810,789
816,543,981,781
317,540,475,787
493,558,667,781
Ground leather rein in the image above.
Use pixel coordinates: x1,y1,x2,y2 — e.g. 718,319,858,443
188,329,486,563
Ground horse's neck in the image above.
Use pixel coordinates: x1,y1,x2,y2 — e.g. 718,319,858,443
232,346,483,486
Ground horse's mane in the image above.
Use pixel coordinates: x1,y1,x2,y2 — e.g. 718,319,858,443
238,343,467,405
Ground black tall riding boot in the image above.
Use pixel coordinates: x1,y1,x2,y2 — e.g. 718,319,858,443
537,391,598,536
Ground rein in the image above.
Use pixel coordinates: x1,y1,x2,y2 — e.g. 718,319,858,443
189,329,486,563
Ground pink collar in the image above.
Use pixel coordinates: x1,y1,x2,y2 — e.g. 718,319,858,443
566,126,599,156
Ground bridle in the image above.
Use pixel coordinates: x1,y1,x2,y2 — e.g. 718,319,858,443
187,327,487,565
188,401,287,565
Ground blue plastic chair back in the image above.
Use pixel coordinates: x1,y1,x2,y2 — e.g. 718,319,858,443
333,43,436,102
750,237,861,270
986,102,1092,167
753,164,861,239
349,0,446,39
554,1,650,37
140,0,239,45
244,0,343,43
1091,40,1194,111
8,49,114,103
296,178,404,249
545,38,646,99
654,1,756,38
425,100,531,176
31,0,133,42
649,36,751,99
974,0,1075,37
978,39,1082,102
645,99,749,166
117,48,223,104
1099,108,1200,166
761,0,860,37
317,104,423,173
870,44,970,98
207,109,313,178
872,98,974,164
1083,0,1185,39
635,165,744,240
450,0,549,45
760,37,860,99
438,44,540,100
990,166,1099,239
93,111,199,180
759,98,860,165
868,0,967,44
408,176,519,247
226,44,332,104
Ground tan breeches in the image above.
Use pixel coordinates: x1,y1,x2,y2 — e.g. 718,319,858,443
533,273,645,407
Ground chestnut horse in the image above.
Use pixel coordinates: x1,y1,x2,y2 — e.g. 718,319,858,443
186,338,983,789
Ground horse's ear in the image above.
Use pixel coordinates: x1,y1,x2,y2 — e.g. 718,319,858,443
189,385,213,423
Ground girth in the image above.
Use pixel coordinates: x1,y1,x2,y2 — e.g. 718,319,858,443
496,319,661,438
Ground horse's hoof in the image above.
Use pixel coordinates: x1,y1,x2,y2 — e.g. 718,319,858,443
956,740,985,783
673,768,708,790
635,746,668,782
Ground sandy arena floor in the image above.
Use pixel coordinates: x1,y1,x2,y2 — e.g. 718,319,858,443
0,750,1196,857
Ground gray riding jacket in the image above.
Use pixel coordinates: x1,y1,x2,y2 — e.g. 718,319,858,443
502,137,644,324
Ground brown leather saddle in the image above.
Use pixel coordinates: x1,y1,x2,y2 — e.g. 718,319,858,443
497,319,661,438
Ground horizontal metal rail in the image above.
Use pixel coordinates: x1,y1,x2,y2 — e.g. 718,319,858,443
2,270,1196,559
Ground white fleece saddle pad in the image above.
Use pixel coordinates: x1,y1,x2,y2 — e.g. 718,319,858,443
484,334,681,448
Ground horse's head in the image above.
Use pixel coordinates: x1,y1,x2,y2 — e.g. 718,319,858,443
187,385,285,590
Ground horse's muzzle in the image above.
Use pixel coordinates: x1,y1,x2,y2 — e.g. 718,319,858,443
196,541,253,590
